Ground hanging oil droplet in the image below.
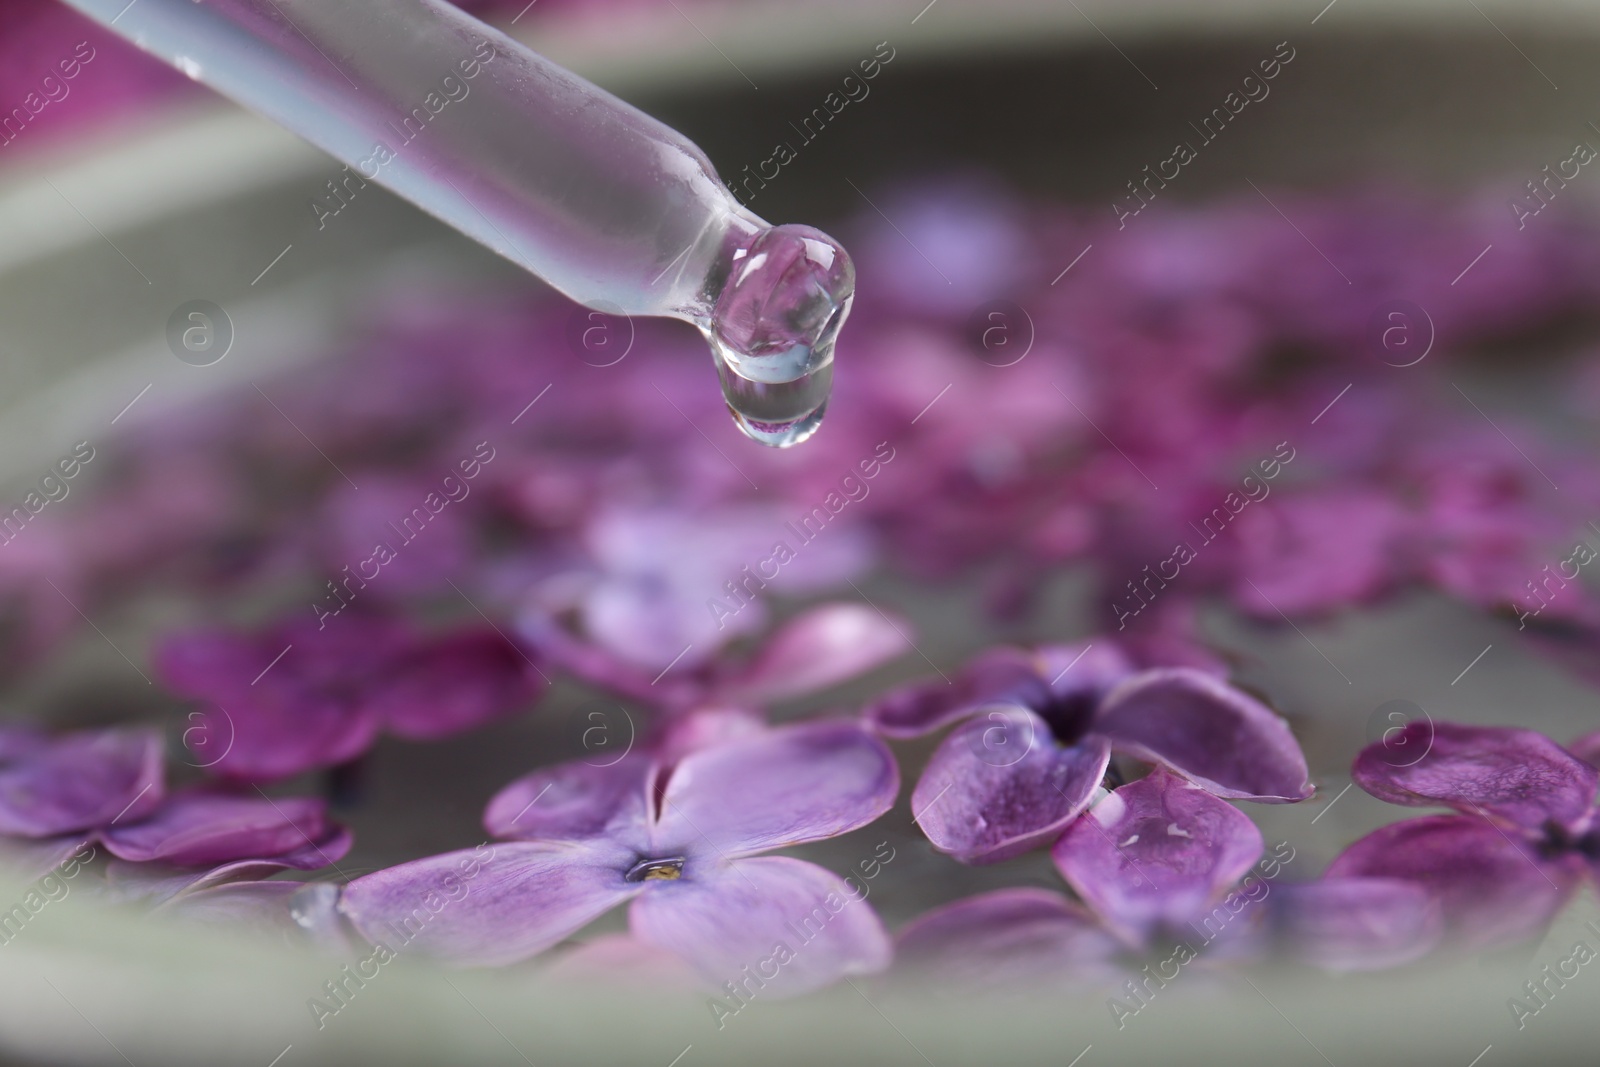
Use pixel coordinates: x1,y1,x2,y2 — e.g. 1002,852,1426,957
707,224,854,448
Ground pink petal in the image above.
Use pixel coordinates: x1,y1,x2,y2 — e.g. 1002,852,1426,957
1326,815,1584,950
99,792,336,867
1052,768,1264,946
0,728,163,838
1352,722,1598,832
912,708,1110,864
341,841,640,967
652,722,896,859
630,856,891,997
893,888,1123,988
715,603,911,705
1094,668,1313,802
483,756,652,845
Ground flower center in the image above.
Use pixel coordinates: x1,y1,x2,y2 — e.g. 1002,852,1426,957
624,856,686,882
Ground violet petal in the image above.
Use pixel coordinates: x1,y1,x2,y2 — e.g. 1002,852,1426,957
1326,814,1583,950
1352,722,1599,832
483,755,652,843
912,708,1110,864
0,728,163,838
340,841,640,967
1272,877,1442,971
1094,668,1312,802
99,792,336,867
630,856,891,997
372,629,539,740
714,603,910,705
1052,767,1264,946
865,647,1041,738
652,722,897,859
893,888,1123,988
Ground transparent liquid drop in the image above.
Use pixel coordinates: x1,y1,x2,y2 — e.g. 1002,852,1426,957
707,224,854,448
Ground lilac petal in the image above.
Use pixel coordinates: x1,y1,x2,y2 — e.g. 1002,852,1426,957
339,841,639,966
160,880,305,930
483,755,652,844
1570,730,1600,769
1094,668,1313,802
912,708,1110,864
373,629,539,741
0,728,163,838
1034,641,1138,701
1326,815,1584,949
1272,878,1442,972
99,792,336,867
630,856,891,997
865,647,1041,738
894,888,1123,988
652,722,896,859
1352,722,1599,832
715,603,911,706
1052,768,1264,946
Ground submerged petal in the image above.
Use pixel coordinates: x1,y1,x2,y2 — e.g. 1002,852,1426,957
893,888,1123,989
340,840,639,967
630,856,890,997
1272,877,1442,971
99,792,337,867
715,603,911,705
374,629,540,740
1352,722,1598,832
484,755,653,845
1326,815,1583,950
912,708,1109,864
1052,768,1264,946
1094,669,1312,802
0,728,163,838
652,722,896,859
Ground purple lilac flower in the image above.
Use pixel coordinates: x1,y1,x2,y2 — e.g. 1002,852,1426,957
1327,722,1599,949
866,640,1310,863
339,720,896,995
895,769,1437,987
157,613,542,782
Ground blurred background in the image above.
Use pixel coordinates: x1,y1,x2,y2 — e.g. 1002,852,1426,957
3,0,1600,1063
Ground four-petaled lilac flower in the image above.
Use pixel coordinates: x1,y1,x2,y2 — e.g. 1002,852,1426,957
156,613,542,782
1328,722,1600,949
339,721,897,996
866,641,1311,863
895,769,1438,988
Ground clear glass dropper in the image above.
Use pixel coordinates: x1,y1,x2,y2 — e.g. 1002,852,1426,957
61,0,852,447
